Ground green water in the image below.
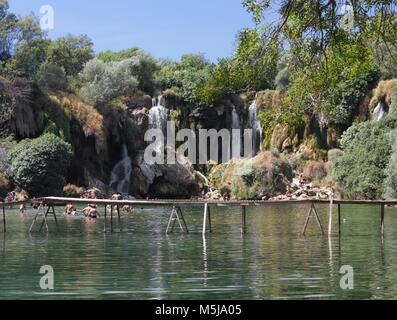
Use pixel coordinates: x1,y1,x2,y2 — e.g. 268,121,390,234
0,204,396,300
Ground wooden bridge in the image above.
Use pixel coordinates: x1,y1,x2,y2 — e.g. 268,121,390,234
0,197,394,237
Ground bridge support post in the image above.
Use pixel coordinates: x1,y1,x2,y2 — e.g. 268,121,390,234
202,203,213,236
381,204,385,238
241,206,246,234
328,199,333,236
104,205,107,232
29,203,59,233
302,202,324,236
166,206,188,234
338,204,341,236
2,206,5,233
117,205,122,232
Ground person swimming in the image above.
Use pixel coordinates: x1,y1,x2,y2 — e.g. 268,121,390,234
64,203,79,216
83,204,98,219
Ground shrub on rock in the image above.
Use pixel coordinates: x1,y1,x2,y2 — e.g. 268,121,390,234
209,151,293,200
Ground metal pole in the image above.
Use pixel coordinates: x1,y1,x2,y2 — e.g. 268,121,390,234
241,206,246,234
312,204,324,235
39,206,50,233
202,203,208,236
207,206,212,233
29,203,43,233
2,206,5,233
338,204,341,236
104,205,107,232
178,207,189,233
302,204,313,236
117,205,122,232
51,205,59,232
166,206,175,234
381,204,385,238
328,198,333,236
110,204,113,233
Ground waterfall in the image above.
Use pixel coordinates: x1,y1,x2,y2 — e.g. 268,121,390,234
231,105,242,159
110,145,133,195
149,96,168,134
373,101,387,122
248,100,263,156
232,105,242,130
148,96,168,153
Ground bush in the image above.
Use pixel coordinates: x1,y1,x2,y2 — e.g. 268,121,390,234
209,151,293,200
79,58,138,106
302,161,328,181
0,173,12,198
63,183,85,198
37,62,68,91
384,85,397,199
7,133,73,197
332,120,394,199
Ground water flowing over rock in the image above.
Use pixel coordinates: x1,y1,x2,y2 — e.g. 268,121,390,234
248,100,263,156
132,147,201,198
148,96,168,153
372,101,388,122
109,145,133,195
231,105,242,159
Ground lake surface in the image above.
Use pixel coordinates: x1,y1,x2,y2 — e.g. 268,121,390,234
0,203,396,300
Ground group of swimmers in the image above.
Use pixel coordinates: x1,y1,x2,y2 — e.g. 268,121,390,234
63,193,132,219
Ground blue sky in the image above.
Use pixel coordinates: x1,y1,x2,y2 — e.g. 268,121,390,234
9,0,257,62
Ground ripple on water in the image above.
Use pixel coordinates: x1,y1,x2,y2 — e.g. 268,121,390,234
1,204,397,299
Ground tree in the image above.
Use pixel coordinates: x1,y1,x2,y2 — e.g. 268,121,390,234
156,54,212,104
7,133,73,196
98,48,159,94
10,38,51,77
37,62,68,91
79,58,138,106
241,0,397,122
46,34,94,76
0,0,17,64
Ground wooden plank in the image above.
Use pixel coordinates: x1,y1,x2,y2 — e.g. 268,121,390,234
40,196,397,207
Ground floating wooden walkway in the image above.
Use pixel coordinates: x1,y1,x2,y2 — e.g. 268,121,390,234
1,197,395,237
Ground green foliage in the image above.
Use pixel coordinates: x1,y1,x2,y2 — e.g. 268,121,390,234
98,49,159,94
7,133,73,196
0,0,19,63
46,34,94,76
97,48,140,62
79,58,138,106
332,93,397,200
37,62,68,91
383,85,397,199
8,38,51,77
156,54,211,104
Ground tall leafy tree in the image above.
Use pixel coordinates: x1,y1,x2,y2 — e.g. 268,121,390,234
46,34,94,76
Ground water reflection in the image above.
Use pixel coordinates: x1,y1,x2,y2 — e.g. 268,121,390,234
0,204,395,299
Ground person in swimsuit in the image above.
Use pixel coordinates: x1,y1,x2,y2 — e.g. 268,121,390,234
83,204,98,219
64,203,79,216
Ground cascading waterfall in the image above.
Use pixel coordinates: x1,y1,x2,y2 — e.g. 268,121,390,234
231,105,242,159
148,96,168,152
248,100,263,156
109,144,133,195
373,101,388,122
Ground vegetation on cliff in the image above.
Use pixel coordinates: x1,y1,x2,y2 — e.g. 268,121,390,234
1,0,397,199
